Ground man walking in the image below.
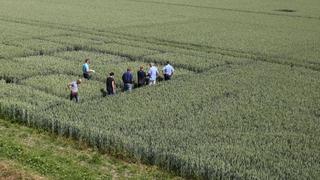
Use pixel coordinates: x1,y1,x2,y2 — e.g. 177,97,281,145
148,63,159,85
106,72,116,95
137,66,146,87
82,58,95,80
67,79,82,103
163,61,175,81
122,68,134,92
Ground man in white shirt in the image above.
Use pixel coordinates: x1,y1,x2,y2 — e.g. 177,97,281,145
148,63,159,85
163,61,175,81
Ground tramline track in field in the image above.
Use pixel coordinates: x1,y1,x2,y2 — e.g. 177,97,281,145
0,15,319,73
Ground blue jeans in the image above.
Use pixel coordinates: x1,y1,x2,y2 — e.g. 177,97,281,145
124,83,133,92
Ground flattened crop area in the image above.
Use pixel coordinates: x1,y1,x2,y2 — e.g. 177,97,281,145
0,0,320,179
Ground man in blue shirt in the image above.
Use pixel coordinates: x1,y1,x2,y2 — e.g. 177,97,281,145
82,58,95,80
148,63,159,85
122,68,134,92
163,61,175,81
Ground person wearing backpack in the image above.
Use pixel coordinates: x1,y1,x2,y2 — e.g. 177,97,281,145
122,68,134,92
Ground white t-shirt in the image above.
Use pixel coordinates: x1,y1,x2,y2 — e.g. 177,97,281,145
148,66,158,81
71,81,78,93
163,64,174,76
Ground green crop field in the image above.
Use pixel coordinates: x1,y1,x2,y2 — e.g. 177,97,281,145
1,0,320,179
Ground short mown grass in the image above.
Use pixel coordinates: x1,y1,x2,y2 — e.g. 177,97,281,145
0,118,183,179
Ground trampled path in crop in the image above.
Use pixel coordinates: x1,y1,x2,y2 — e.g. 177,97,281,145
128,0,320,20
0,15,319,73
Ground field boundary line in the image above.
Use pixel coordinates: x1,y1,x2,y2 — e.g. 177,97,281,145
127,0,320,20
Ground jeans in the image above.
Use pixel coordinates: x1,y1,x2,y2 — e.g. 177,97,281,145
124,83,133,92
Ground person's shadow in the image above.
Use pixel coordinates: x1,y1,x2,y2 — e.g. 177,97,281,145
100,88,107,97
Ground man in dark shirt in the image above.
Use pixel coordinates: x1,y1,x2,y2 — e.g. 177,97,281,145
137,66,146,87
122,68,133,92
106,72,116,95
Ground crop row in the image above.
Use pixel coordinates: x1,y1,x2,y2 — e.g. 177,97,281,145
2,35,233,73
1,62,320,179
0,2,319,178
41,35,253,72
0,19,68,43
0,51,190,82
0,56,78,82
1,17,270,74
1,6,319,73
1,17,256,72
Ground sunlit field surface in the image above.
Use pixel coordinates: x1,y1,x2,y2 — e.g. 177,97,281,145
1,0,319,178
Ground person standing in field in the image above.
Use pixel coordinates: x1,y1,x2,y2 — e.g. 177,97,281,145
137,66,146,87
163,61,175,81
106,72,116,95
148,63,159,85
122,68,134,92
82,58,95,80
67,79,82,103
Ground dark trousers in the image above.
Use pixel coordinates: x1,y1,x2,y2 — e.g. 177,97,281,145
83,73,91,80
107,90,115,95
145,77,150,85
137,80,145,87
70,92,79,102
164,74,171,81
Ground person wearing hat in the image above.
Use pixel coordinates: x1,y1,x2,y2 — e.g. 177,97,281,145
148,63,159,85
67,79,82,102
163,61,175,81
137,65,147,87
82,58,95,80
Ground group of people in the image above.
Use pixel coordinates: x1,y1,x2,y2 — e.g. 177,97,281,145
67,58,175,102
